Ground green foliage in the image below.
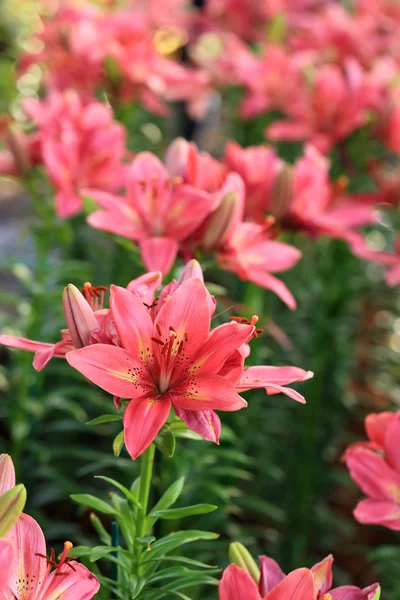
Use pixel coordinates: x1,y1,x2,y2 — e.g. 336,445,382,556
70,467,219,599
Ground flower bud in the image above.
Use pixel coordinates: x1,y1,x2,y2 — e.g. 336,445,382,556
0,484,27,537
269,166,293,221
371,586,381,600
0,454,15,495
229,542,260,584
178,259,204,283
165,137,192,180
63,284,99,349
202,173,245,252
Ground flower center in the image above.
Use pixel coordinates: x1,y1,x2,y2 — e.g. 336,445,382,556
151,324,189,394
81,282,109,311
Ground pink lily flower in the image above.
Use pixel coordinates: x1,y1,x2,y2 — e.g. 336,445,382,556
0,273,162,371
0,455,99,599
219,565,315,600
223,142,283,221
3,519,99,600
166,138,301,308
259,554,379,600
66,268,312,459
266,60,376,153
24,91,126,218
19,5,105,97
217,220,301,310
226,142,394,268
86,151,217,275
235,45,311,121
344,410,400,530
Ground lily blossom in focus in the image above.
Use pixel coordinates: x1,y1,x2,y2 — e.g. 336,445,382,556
344,410,400,530
66,261,312,459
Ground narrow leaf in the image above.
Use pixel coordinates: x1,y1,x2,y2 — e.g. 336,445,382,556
71,494,115,515
87,414,122,426
113,431,125,457
151,504,217,520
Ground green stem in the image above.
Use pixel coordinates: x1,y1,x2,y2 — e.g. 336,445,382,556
135,444,155,573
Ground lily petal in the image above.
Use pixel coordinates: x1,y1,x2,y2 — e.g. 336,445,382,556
127,272,162,306
0,335,54,354
6,513,47,600
259,556,285,596
174,407,221,443
311,555,333,597
110,284,154,362
365,412,397,449
0,539,14,596
353,498,400,530
384,414,400,473
40,561,100,600
345,448,400,503
193,322,254,376
155,277,211,370
66,345,154,399
123,395,172,460
330,584,381,600
139,237,178,277
170,373,247,412
219,564,261,600
0,454,16,495
266,568,315,600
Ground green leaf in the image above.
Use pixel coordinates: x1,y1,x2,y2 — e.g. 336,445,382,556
113,431,125,457
146,556,217,569
154,425,176,457
90,513,112,545
136,536,156,548
90,546,117,562
95,476,141,507
71,494,115,515
142,530,219,567
151,504,217,520
69,546,92,557
145,477,185,530
169,420,202,440
86,414,122,426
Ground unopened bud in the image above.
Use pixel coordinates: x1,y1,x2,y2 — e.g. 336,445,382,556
63,284,99,349
0,454,15,495
202,173,245,251
269,166,293,221
229,542,260,584
0,484,27,537
178,259,204,283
